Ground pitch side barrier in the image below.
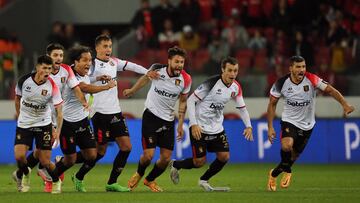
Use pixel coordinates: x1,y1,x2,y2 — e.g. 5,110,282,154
0,119,359,164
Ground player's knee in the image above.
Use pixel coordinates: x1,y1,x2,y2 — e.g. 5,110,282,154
121,144,132,152
217,154,230,162
193,158,206,168
39,159,51,168
281,144,292,152
63,158,76,167
142,153,154,162
14,155,26,163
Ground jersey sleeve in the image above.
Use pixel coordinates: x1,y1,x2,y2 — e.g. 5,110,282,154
193,75,220,100
116,58,149,75
62,64,80,88
181,70,192,94
305,72,327,91
49,78,63,106
233,81,245,108
15,84,21,96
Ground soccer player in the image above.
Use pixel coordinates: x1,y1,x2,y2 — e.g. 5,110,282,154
169,56,253,192
23,43,87,192
53,45,116,192
125,46,191,192
13,55,63,194
72,34,159,192
266,55,355,191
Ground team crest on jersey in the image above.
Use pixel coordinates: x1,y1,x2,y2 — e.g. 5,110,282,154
303,85,309,92
109,61,115,66
231,91,236,97
41,89,48,96
61,77,66,83
175,79,181,86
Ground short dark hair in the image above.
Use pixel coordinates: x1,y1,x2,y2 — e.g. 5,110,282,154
221,56,238,69
37,55,53,65
168,46,187,59
68,45,92,63
46,43,64,55
95,34,111,47
289,55,305,65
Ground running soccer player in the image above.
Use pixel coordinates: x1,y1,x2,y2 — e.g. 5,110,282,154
169,56,253,192
53,45,116,192
266,55,355,191
22,43,87,192
72,34,159,192
13,55,63,194
125,46,191,192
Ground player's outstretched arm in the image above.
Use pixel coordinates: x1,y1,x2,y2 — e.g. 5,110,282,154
176,94,188,141
54,104,63,140
123,75,150,97
73,86,89,110
323,84,355,117
187,94,202,140
79,80,116,94
267,95,279,144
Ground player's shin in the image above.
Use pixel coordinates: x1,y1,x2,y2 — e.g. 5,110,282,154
108,150,130,184
200,158,227,181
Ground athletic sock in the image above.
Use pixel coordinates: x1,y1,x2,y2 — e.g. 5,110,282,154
46,167,59,182
200,158,227,181
173,158,196,170
107,150,130,184
55,159,70,175
145,163,166,182
272,149,292,177
75,159,97,181
137,161,150,177
16,161,29,178
75,153,103,181
75,151,85,164
26,152,39,169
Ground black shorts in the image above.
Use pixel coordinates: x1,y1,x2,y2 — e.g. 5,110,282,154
190,128,229,158
60,118,96,155
92,112,129,145
14,124,52,150
141,109,175,150
280,121,313,154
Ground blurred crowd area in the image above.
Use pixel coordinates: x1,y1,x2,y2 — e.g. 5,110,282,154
1,0,360,99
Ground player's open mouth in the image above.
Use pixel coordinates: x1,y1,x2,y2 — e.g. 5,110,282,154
105,53,111,57
55,62,61,65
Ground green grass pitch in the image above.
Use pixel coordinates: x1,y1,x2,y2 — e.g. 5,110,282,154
0,164,359,203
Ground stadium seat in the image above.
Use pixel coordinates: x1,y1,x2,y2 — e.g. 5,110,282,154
192,49,210,72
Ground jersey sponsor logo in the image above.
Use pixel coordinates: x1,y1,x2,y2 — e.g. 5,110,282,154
22,100,46,110
154,87,178,98
286,100,311,107
210,103,225,110
175,79,181,86
61,77,66,83
41,89,48,96
303,85,309,92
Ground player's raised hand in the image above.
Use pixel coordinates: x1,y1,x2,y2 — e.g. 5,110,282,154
146,70,160,80
123,88,134,97
97,75,112,82
268,126,276,144
243,127,253,141
176,125,184,141
191,125,202,140
343,104,355,117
